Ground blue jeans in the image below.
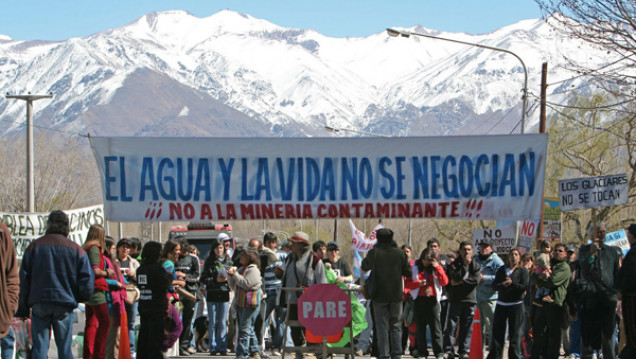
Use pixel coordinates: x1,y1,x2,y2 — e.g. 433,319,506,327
569,314,582,356
208,301,230,354
236,304,261,359
189,300,199,349
125,302,139,355
1,326,15,359
31,303,75,359
125,301,139,355
356,300,373,353
263,293,289,349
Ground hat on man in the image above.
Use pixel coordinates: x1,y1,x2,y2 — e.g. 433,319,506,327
376,228,394,243
117,238,133,249
566,246,576,253
478,240,492,247
327,241,339,251
217,233,231,242
290,231,310,245
627,223,636,238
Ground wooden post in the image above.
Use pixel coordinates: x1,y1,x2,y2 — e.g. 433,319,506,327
537,62,548,245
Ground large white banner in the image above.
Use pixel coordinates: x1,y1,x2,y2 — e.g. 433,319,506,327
0,205,105,259
559,174,629,211
89,135,548,222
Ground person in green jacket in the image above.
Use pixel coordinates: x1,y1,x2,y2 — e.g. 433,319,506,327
530,242,571,359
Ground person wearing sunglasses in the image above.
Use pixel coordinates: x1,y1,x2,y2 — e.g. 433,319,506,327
530,242,571,359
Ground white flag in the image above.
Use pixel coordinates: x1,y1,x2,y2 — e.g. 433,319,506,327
350,219,382,252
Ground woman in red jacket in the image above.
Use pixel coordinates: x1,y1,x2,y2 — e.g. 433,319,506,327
405,247,449,359
82,225,114,359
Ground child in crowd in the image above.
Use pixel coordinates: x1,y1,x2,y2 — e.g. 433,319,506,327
534,240,553,304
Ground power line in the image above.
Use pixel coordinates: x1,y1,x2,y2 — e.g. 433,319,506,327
528,93,636,110
544,102,636,145
0,117,88,138
484,106,516,134
547,54,635,87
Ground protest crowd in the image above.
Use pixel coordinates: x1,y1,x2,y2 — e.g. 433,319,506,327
1,211,636,359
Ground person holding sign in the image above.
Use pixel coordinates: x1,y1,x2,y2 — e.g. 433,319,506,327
575,224,621,359
276,231,327,359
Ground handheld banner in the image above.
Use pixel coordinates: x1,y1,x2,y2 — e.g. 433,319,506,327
89,135,547,222
0,205,105,259
473,226,517,255
350,220,382,252
558,174,628,211
605,229,630,257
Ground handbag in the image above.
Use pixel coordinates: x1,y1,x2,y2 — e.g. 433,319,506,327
125,283,140,305
236,286,262,308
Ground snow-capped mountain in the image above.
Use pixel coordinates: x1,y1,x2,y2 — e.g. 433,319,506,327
0,10,614,138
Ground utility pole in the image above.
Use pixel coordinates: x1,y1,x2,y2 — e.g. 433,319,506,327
537,63,548,244
540,63,548,134
5,92,53,213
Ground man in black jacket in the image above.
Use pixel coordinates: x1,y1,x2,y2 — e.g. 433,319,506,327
443,241,481,359
361,228,412,359
577,224,620,359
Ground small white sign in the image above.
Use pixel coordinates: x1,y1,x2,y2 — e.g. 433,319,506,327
473,226,517,255
559,174,629,211
605,229,630,257
517,220,539,254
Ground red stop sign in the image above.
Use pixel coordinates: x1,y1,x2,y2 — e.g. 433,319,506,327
297,283,351,336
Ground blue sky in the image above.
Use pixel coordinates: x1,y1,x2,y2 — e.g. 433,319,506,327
1,0,544,41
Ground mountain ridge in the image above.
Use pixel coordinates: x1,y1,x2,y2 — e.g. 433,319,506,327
0,10,618,138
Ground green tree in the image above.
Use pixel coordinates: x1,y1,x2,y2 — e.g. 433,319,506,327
545,92,636,243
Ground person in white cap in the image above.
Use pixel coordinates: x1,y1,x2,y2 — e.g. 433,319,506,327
218,233,234,258
276,231,326,359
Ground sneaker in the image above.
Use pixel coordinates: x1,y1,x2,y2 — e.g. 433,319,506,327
187,347,197,354
271,349,282,356
179,349,192,356
250,353,262,359
355,350,364,356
